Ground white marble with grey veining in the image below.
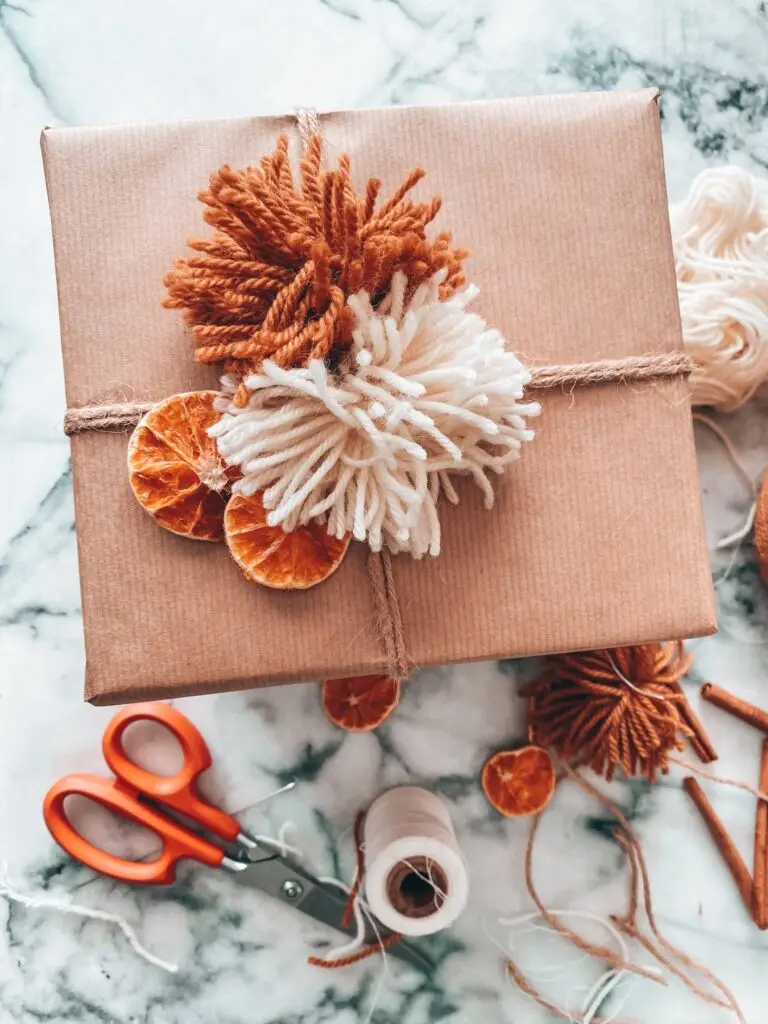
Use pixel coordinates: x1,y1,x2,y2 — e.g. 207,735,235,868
1,1,768,1021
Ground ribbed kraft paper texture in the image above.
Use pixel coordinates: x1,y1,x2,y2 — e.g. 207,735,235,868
41,89,716,704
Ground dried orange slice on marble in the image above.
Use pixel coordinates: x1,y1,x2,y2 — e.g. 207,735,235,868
322,675,401,731
128,391,233,541
225,493,350,590
481,746,556,817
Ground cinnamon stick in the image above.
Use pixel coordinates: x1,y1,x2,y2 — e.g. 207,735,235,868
675,690,718,763
700,684,768,734
683,777,753,915
754,740,768,930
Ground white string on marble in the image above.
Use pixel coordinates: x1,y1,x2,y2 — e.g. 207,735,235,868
278,821,299,854
0,866,178,974
5,780,300,978
317,874,368,960
229,779,297,818
123,780,300,867
358,902,391,1024
500,919,591,982
581,969,638,1024
692,413,762,558
251,831,304,862
690,412,768,638
318,874,390,1024
486,915,612,1022
488,908,662,1023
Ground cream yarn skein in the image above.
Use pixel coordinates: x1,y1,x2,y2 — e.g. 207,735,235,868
671,165,768,411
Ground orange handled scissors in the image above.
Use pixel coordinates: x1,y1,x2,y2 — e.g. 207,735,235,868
43,703,430,972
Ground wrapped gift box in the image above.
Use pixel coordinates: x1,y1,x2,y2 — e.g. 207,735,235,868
42,88,715,705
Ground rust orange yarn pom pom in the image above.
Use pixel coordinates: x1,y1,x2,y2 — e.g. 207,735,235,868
225,492,350,590
523,642,715,782
128,391,234,541
164,134,467,383
481,747,556,817
322,675,401,731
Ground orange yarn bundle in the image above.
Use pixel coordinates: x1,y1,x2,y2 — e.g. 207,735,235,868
523,642,714,782
164,134,467,384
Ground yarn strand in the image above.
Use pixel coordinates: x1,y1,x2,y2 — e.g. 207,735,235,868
523,795,665,984
0,869,177,974
565,765,746,1023
63,352,693,437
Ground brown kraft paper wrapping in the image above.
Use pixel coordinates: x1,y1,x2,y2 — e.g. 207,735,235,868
41,88,716,705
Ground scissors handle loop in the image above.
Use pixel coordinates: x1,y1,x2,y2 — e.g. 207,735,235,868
103,703,240,843
43,774,224,884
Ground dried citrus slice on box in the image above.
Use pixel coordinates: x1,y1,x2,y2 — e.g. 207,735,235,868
225,493,350,590
481,746,556,817
322,675,401,731
128,391,234,541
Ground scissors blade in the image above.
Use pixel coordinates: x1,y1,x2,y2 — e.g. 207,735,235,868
232,855,432,974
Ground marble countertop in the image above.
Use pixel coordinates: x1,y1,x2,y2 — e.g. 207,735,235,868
2,0,768,1021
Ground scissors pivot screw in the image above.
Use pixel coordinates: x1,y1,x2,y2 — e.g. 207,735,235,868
281,879,304,900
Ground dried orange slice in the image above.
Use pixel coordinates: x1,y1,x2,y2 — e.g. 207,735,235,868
225,493,350,589
481,746,556,817
322,675,401,731
128,391,233,541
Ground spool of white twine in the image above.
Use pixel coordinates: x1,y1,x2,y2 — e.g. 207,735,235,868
363,786,469,937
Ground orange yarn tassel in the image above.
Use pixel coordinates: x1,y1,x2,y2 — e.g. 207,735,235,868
523,642,716,782
307,932,402,969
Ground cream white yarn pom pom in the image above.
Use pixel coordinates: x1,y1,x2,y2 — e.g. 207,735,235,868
670,165,768,411
211,271,540,558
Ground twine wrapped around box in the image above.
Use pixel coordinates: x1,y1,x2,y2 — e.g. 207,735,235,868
62,352,692,438
42,88,715,704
